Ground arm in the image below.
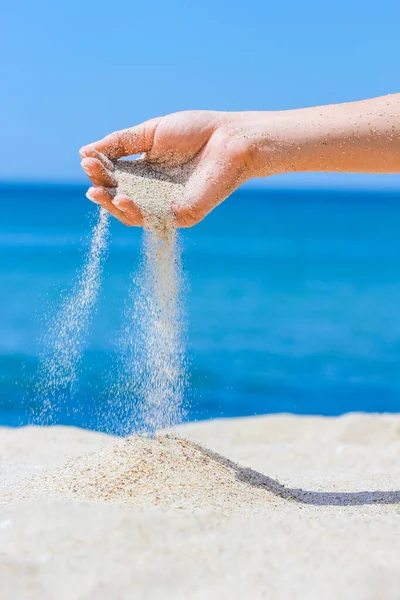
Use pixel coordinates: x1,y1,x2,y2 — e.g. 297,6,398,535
249,93,400,176
80,94,400,227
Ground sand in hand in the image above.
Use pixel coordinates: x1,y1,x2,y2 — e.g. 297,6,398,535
113,158,193,232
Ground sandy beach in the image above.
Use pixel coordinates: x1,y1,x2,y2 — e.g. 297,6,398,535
1,413,400,599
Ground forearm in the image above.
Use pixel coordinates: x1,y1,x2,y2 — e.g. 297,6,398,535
245,94,400,177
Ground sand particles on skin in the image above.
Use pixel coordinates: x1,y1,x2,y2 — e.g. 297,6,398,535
109,160,190,433
34,207,109,423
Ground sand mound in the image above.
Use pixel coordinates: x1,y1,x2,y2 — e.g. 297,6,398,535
16,435,271,513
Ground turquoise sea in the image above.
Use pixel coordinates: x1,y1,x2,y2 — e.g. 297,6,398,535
1,183,400,433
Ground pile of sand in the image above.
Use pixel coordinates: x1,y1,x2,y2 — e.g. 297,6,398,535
15,435,271,513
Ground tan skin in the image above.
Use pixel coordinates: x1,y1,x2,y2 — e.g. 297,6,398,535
80,94,400,228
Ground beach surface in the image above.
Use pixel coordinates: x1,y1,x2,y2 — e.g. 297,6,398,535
1,413,400,599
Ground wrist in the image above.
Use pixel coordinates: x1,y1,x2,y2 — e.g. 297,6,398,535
227,110,311,178
239,106,352,177
224,107,335,179
246,109,324,176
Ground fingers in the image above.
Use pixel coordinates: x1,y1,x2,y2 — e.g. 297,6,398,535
79,146,115,171
80,117,161,160
85,186,115,206
80,139,148,226
86,187,129,225
112,195,144,226
81,157,117,187
86,187,143,227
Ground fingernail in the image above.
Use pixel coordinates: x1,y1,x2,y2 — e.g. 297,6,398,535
86,189,96,201
79,146,90,158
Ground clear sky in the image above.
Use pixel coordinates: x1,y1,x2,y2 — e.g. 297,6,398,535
2,0,399,187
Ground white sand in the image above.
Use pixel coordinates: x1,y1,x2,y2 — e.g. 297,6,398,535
1,414,400,599
111,159,188,433
113,159,191,231
33,208,109,424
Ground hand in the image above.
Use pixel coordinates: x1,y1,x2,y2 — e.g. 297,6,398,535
79,111,262,227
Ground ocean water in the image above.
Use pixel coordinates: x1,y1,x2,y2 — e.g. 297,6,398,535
1,183,400,433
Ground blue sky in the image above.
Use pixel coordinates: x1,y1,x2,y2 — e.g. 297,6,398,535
2,0,399,188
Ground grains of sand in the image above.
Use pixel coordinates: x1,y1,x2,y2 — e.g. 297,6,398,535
113,159,192,233
33,208,110,424
109,160,192,433
16,435,273,514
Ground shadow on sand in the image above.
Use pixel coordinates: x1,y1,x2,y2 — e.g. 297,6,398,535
192,441,400,507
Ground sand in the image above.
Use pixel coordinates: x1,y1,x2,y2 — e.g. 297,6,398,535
110,159,188,433
113,159,191,232
33,208,109,425
1,413,400,599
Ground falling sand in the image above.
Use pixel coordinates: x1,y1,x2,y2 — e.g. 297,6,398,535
33,208,110,423
109,159,191,434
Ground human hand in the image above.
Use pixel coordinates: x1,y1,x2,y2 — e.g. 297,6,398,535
79,111,265,227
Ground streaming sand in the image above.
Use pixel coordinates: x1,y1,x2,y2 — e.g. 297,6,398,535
2,414,400,599
110,159,188,433
33,208,109,424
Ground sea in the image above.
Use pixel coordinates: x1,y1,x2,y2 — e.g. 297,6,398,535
1,183,400,433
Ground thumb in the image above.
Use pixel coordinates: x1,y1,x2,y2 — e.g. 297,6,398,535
80,117,161,160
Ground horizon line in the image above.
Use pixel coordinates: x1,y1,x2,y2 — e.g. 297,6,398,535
1,176,400,194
